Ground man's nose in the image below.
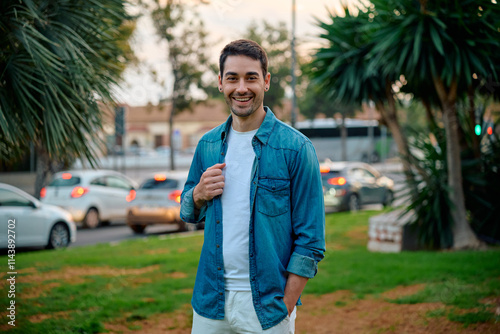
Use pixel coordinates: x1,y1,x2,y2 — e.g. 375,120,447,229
236,79,248,93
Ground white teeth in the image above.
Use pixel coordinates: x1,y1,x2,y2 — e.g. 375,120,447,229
235,97,251,102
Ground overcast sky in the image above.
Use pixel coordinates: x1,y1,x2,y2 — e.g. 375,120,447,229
116,0,355,106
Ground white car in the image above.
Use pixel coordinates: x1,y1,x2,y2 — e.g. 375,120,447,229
41,170,138,229
0,183,76,249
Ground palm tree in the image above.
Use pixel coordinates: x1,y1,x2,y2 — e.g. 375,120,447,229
309,7,420,198
0,0,135,197
367,0,499,248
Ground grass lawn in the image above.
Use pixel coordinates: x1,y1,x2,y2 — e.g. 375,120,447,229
1,210,499,333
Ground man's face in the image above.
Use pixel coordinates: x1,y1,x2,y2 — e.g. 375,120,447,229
218,55,270,118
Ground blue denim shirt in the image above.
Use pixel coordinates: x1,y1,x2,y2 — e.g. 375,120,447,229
180,107,326,330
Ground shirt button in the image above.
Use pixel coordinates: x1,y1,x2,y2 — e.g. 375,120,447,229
216,220,220,224
218,267,221,270
216,244,220,248
220,292,223,296
221,152,224,155
250,253,253,257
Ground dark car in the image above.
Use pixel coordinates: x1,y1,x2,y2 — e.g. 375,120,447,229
320,161,394,212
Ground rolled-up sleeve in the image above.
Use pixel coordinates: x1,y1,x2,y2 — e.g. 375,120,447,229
286,141,326,279
180,144,206,223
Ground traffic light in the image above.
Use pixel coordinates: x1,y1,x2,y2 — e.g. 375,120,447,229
474,124,481,136
487,126,493,136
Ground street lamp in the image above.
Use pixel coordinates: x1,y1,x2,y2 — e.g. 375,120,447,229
291,0,297,128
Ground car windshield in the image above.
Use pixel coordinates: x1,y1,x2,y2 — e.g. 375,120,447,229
49,176,81,187
140,178,179,190
321,170,341,182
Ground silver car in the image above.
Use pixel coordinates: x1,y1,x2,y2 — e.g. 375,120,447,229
320,161,394,212
0,183,76,249
126,171,203,234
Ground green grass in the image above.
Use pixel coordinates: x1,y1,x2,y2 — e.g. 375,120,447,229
1,210,499,333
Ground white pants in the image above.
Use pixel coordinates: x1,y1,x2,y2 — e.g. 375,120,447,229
191,290,296,334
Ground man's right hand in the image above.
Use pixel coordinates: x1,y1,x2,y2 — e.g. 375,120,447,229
193,163,226,209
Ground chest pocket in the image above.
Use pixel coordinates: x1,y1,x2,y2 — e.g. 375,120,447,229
257,178,290,217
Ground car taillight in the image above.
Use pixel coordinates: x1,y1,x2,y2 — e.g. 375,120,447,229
40,187,46,199
126,189,136,202
71,186,88,198
168,190,182,204
328,177,347,186
154,174,167,181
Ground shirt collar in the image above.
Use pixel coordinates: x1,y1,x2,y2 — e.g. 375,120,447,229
220,106,276,145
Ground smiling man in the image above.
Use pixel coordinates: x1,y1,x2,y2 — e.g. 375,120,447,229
181,39,325,333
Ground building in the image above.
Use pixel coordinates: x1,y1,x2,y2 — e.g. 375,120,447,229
106,99,230,154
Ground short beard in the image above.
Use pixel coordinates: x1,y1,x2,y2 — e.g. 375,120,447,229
230,105,256,118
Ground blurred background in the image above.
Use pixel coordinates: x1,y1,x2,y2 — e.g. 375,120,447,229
0,1,499,332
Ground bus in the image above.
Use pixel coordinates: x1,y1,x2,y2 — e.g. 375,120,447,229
296,118,397,163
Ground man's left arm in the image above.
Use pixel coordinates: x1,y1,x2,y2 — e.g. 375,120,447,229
284,140,326,312
283,273,308,315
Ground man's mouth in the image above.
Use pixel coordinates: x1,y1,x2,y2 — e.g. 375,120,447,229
232,96,252,103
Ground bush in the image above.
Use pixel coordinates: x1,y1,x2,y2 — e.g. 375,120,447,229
406,108,500,248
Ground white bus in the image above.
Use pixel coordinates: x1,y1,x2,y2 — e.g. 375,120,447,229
296,118,397,163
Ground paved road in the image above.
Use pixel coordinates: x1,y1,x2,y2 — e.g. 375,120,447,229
70,221,184,248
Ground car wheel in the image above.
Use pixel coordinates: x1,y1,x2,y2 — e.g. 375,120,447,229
348,194,360,212
383,190,394,207
130,225,146,234
83,208,100,229
47,223,70,249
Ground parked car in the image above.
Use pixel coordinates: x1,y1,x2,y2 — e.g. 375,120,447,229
320,160,394,212
0,183,76,249
126,171,203,234
40,170,138,229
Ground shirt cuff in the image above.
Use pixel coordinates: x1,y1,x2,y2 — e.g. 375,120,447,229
286,252,318,279
180,187,206,223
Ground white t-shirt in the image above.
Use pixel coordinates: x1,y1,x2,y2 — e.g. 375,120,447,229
221,126,257,291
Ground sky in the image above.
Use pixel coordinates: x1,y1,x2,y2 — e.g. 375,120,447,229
116,0,356,106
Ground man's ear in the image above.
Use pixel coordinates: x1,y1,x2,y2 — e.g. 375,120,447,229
264,72,271,91
218,73,222,91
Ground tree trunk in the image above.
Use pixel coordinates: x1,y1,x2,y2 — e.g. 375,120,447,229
433,77,482,249
34,145,51,199
421,98,438,134
340,114,347,161
375,100,418,200
169,99,176,171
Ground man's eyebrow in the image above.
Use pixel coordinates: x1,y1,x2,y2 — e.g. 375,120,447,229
224,71,260,77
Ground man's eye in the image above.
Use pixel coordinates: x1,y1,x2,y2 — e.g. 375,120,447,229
248,77,257,80
226,77,236,81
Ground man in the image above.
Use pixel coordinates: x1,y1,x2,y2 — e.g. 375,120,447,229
180,39,325,333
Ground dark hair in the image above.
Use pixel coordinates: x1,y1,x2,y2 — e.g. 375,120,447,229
219,39,268,78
